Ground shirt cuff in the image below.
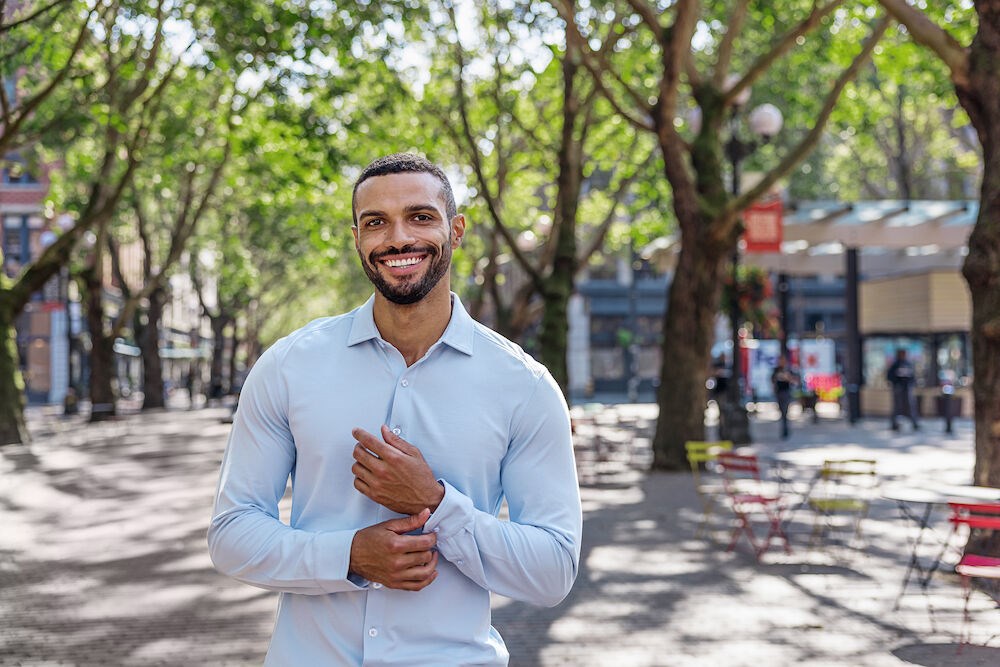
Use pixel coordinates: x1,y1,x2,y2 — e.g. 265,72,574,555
313,528,369,593
424,479,474,540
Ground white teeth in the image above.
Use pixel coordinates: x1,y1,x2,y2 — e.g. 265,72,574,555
384,257,422,268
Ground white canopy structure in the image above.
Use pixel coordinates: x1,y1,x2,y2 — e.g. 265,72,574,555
641,199,979,422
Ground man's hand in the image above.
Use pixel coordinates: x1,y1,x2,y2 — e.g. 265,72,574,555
352,425,445,515
349,510,439,591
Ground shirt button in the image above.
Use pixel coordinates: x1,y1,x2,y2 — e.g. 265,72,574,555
457,560,464,565
372,582,383,589
391,427,401,436
400,379,409,387
433,527,440,533
369,628,378,637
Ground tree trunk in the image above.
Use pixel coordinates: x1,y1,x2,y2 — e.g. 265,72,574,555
958,8,1000,491
208,314,228,400
0,305,29,445
84,271,116,421
140,286,166,410
227,325,239,395
651,240,729,469
538,49,584,397
956,7,1000,556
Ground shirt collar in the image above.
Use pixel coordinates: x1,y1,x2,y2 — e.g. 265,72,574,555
347,292,475,356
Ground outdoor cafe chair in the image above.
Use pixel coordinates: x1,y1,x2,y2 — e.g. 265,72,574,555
806,458,879,550
945,501,1000,648
684,440,733,537
716,451,792,560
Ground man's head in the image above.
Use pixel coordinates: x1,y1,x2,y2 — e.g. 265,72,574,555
896,348,907,360
351,153,465,305
352,153,457,227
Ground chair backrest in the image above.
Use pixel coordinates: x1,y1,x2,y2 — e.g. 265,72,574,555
685,440,733,466
819,458,878,480
947,501,1000,531
685,441,733,490
716,451,765,493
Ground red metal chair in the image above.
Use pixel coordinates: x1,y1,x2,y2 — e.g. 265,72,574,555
946,501,1000,648
716,451,792,560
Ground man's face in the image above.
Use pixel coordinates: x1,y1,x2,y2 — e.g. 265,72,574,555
352,172,465,305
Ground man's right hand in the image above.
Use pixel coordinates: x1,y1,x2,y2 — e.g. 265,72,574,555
349,509,439,591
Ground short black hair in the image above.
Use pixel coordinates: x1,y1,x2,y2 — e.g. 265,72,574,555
351,153,457,227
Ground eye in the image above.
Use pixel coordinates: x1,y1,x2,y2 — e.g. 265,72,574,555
413,213,434,223
363,218,384,227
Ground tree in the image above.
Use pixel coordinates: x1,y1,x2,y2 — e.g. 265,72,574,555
0,0,171,443
552,0,889,467
416,1,653,395
106,66,236,412
873,1,998,493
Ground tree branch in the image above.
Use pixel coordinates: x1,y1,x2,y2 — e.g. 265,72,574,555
714,0,751,84
0,0,73,34
447,3,544,288
576,146,650,268
877,0,969,87
730,16,891,216
726,0,845,107
0,3,95,156
554,0,654,131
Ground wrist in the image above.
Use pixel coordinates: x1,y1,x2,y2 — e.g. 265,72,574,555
428,480,445,513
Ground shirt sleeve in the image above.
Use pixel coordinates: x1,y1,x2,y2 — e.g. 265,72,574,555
206,342,366,595
422,371,582,607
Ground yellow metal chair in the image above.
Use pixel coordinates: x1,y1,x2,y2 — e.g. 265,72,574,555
807,458,878,549
685,440,734,537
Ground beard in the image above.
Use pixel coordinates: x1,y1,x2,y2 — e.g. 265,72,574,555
360,240,452,305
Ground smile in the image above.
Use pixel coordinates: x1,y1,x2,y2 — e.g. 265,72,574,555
383,256,424,268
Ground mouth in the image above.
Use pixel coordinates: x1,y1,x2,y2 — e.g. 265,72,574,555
376,252,429,276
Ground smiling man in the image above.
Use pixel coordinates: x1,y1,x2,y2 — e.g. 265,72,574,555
208,153,582,666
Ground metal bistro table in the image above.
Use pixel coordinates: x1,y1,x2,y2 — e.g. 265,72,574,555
883,483,1000,609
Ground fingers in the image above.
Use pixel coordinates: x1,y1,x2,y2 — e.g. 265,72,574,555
391,552,439,591
352,428,389,458
385,508,433,536
380,424,418,455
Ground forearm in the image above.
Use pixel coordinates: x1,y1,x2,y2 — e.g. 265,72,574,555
425,481,580,607
208,507,364,594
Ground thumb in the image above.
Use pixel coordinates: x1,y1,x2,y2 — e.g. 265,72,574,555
386,508,431,534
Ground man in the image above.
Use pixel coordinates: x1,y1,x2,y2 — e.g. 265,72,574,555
770,355,796,440
208,153,582,666
886,347,920,432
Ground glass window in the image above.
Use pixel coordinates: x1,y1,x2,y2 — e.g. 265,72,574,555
863,337,929,389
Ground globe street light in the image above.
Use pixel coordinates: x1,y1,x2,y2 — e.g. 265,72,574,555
721,93,783,445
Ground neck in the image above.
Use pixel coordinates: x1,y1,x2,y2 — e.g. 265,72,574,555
372,284,453,366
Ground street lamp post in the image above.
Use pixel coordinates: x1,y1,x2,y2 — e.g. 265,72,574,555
720,97,783,445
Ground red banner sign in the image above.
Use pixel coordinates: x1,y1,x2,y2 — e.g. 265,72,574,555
742,199,783,253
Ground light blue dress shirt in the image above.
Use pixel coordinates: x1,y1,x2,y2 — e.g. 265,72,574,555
208,293,582,666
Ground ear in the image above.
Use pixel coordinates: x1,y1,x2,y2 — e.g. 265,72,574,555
450,214,466,249
351,225,360,250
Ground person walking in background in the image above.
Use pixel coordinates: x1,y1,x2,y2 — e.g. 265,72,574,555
771,355,796,440
887,348,920,432
207,153,582,666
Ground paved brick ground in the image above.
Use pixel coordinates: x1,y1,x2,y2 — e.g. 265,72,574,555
1,403,998,665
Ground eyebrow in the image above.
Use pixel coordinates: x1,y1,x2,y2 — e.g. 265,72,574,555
357,203,441,220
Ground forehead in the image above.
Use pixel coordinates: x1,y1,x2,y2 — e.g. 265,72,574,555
354,172,447,213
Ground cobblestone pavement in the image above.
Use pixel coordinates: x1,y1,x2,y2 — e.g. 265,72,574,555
2,403,998,666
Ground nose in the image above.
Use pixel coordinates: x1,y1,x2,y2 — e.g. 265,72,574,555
384,219,416,248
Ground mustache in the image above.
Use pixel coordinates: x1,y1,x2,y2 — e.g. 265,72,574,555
369,244,440,263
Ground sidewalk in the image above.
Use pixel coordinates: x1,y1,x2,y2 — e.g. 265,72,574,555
1,404,997,665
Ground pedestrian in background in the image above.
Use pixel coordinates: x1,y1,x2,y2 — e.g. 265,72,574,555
771,355,796,440
208,153,582,666
887,347,920,432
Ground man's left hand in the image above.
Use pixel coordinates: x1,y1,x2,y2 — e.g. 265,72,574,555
352,425,445,515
